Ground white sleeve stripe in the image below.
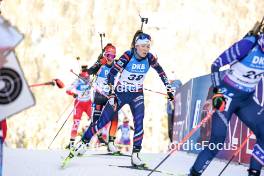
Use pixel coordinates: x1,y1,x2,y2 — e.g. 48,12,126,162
235,43,240,56
225,50,231,63
219,57,223,66
231,47,236,60
260,76,264,106
215,72,220,86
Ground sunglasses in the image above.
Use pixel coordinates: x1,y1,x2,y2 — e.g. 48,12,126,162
104,53,116,60
136,33,151,41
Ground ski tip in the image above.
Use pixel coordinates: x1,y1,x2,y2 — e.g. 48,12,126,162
61,157,71,169
60,152,75,169
60,157,69,169
60,161,67,169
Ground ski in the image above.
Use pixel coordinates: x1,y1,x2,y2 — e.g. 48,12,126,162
108,164,176,176
61,150,75,169
92,151,130,157
64,143,106,152
111,151,130,157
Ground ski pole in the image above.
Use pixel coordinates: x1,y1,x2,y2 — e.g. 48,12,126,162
29,82,54,87
143,88,167,96
147,111,214,176
30,79,64,89
70,69,95,87
144,87,174,109
70,69,90,82
55,99,75,123
218,131,254,176
48,101,80,149
70,69,101,92
70,69,82,79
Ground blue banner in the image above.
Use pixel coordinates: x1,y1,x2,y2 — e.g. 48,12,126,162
172,74,263,164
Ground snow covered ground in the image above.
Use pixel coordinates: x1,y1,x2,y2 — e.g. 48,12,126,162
3,146,262,176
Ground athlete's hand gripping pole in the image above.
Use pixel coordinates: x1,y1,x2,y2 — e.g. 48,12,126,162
212,88,226,112
166,85,175,101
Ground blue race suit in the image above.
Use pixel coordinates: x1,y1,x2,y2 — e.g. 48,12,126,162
82,49,170,152
191,35,264,174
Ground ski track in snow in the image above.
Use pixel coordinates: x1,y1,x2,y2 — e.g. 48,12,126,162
3,147,263,176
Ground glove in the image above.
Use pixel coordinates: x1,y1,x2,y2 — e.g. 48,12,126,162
66,90,76,97
212,88,226,112
98,54,107,65
73,93,78,98
167,85,174,101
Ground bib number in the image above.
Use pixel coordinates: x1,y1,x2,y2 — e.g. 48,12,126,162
128,74,144,81
243,71,263,80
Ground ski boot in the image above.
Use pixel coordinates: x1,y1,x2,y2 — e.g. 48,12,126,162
73,139,90,157
97,133,108,145
107,136,120,154
65,139,75,150
131,152,146,168
61,139,90,168
248,169,260,176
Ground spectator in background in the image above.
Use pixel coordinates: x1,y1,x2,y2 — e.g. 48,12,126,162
167,71,182,142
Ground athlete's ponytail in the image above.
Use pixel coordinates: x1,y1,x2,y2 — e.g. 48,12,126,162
130,30,143,49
